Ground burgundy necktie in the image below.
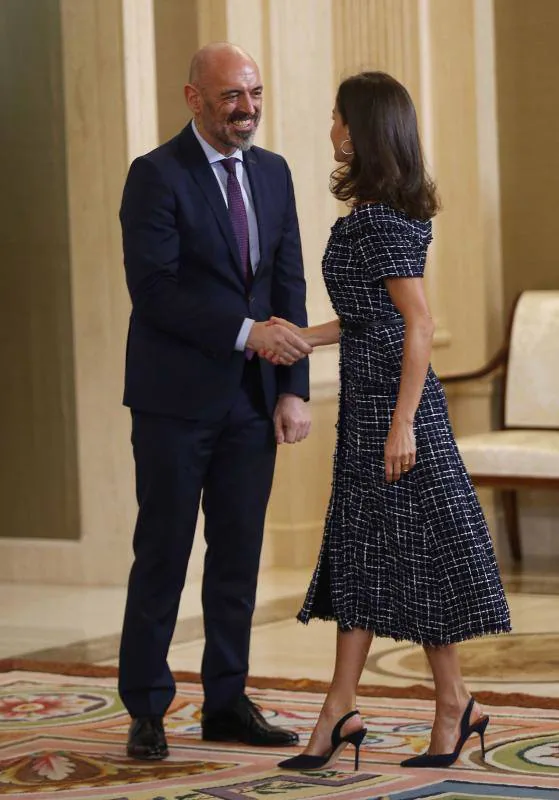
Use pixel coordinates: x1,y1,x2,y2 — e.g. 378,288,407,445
221,157,252,289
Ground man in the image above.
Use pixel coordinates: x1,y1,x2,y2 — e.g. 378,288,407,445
118,42,311,760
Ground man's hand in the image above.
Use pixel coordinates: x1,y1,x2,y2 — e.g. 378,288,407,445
247,321,311,365
273,395,311,444
258,318,311,365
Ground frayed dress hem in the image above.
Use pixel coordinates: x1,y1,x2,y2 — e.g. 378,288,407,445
296,610,512,648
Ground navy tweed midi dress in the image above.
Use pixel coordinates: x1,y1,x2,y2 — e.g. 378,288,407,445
298,204,511,646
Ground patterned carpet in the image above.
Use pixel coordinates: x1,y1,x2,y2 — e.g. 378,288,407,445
1,662,559,799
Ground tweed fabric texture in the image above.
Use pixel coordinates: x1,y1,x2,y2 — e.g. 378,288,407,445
298,204,511,645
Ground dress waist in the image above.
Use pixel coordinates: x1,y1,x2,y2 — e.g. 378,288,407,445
340,317,402,332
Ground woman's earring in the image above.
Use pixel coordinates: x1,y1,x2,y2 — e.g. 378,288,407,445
340,139,354,156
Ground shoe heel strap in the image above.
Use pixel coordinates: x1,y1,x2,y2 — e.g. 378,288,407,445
346,728,367,746
460,697,476,739
331,710,360,748
473,716,489,733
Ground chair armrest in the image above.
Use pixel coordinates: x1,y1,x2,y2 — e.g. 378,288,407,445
438,344,508,384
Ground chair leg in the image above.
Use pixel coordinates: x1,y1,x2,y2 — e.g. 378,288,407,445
502,490,522,562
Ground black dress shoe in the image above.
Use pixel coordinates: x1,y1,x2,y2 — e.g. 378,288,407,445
127,716,169,760
202,694,299,747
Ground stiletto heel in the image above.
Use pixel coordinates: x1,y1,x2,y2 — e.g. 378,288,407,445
349,729,366,770
474,715,489,759
401,697,489,768
278,710,367,772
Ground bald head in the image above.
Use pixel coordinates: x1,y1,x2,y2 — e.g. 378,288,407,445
189,42,257,87
184,42,263,154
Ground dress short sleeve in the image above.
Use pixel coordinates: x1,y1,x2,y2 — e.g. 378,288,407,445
352,206,432,281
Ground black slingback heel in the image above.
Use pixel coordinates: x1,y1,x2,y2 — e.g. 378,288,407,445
401,696,489,768
278,710,367,771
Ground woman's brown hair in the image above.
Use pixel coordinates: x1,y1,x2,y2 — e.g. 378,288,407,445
331,71,439,220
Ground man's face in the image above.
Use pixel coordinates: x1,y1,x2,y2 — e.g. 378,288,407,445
185,56,263,154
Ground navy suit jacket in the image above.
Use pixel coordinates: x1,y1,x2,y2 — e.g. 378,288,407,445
120,123,309,420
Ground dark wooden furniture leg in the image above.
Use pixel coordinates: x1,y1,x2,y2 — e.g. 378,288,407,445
502,489,521,562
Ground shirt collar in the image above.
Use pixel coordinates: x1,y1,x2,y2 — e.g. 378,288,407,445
191,119,243,165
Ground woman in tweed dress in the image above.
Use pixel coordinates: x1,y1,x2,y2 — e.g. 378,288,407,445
263,72,510,770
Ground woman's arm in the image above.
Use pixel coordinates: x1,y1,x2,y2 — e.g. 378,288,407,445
258,317,340,365
383,277,435,482
302,319,340,347
261,317,340,362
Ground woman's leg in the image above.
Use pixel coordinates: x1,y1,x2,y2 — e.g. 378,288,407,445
304,627,372,755
423,644,483,753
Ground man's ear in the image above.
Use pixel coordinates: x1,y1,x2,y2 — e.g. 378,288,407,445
184,84,201,115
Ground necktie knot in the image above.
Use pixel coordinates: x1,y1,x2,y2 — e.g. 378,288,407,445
221,157,239,175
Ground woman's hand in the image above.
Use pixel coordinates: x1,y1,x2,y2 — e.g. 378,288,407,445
384,417,416,482
267,316,305,335
259,317,310,364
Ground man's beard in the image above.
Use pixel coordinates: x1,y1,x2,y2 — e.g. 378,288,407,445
226,129,256,152
212,111,261,151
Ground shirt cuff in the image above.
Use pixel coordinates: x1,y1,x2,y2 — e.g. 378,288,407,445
235,318,255,352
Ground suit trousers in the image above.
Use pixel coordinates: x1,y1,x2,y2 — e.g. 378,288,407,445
118,359,277,717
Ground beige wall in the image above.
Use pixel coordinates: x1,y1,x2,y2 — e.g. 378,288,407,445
153,0,197,142
0,0,79,541
0,0,147,580
0,0,556,582
493,0,559,557
494,0,559,316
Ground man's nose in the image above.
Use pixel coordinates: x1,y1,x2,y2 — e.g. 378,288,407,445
238,92,255,115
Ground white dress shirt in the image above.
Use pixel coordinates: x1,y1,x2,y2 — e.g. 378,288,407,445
191,120,257,351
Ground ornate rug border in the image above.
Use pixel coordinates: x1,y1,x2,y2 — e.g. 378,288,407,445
1,658,558,710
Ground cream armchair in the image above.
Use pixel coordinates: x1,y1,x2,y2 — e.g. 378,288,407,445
441,291,559,562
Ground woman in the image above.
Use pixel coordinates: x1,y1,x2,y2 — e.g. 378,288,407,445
262,72,511,771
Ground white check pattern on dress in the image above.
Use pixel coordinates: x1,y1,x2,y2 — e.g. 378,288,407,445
298,204,511,645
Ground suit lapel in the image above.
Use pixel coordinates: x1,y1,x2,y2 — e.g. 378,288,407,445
244,149,267,277
179,125,245,286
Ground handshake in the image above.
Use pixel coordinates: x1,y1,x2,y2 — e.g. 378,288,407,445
246,317,312,366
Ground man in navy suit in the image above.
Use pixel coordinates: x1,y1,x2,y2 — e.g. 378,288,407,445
119,42,311,760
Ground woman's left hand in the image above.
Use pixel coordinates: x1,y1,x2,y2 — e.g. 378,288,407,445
384,418,416,482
